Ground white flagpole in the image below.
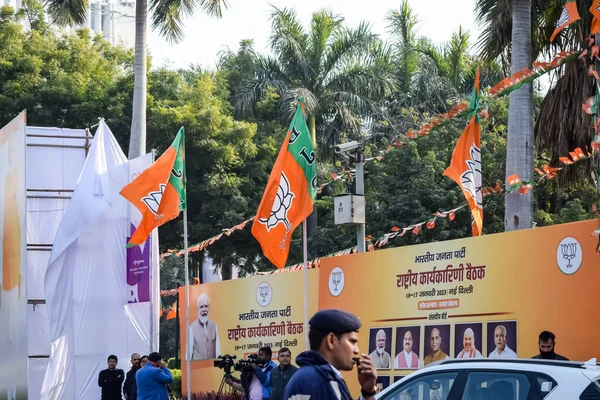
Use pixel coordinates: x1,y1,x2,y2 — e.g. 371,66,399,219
302,219,309,349
184,208,191,399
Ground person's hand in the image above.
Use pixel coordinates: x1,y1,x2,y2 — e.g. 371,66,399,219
250,363,258,370
159,360,168,369
356,354,377,397
124,394,129,400
225,377,233,385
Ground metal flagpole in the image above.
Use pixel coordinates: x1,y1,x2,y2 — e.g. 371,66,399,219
302,219,309,349
184,208,191,399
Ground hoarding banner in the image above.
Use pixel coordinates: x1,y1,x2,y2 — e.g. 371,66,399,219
181,269,319,395
319,219,600,394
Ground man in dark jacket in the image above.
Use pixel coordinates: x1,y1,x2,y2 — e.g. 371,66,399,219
271,347,298,400
98,354,125,400
532,331,569,360
123,353,141,400
283,309,378,400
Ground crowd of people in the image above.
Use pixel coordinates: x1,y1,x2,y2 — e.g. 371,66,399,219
98,352,173,400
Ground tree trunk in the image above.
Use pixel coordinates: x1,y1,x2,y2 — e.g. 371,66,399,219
505,0,534,231
128,0,147,159
309,114,317,148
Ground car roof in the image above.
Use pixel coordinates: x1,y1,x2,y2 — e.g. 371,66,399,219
376,358,600,398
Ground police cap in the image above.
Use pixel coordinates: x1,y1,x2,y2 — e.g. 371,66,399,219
309,309,362,334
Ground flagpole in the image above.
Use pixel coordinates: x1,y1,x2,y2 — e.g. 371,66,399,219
184,208,191,400
302,219,309,349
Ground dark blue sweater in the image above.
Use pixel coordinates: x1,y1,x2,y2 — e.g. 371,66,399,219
283,351,354,400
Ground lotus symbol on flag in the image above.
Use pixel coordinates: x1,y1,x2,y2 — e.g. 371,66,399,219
460,145,482,207
142,183,166,215
259,173,295,232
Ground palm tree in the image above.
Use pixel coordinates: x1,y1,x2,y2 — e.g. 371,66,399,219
476,0,598,230
46,0,228,159
234,6,397,150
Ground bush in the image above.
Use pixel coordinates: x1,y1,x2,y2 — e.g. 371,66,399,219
168,357,181,369
169,369,182,400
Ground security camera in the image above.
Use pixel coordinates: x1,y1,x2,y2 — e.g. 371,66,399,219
334,141,362,154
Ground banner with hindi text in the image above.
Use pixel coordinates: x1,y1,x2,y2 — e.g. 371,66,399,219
319,219,600,395
181,269,319,396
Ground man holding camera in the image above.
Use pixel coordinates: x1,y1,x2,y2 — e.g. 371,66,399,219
226,347,277,400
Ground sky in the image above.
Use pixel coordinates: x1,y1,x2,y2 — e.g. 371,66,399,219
146,0,482,70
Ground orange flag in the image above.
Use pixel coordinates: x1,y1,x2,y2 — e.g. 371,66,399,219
590,0,600,34
252,102,317,268
443,69,483,236
551,0,580,42
166,301,177,320
120,128,186,247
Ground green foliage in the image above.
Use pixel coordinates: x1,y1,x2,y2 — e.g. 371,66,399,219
169,368,182,400
3,0,597,362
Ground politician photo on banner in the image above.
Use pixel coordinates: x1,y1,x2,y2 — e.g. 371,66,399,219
368,327,392,369
423,325,451,366
394,326,420,369
487,321,518,359
188,293,221,360
454,323,483,359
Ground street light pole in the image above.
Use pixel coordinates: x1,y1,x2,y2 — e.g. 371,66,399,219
355,149,366,252
175,281,180,369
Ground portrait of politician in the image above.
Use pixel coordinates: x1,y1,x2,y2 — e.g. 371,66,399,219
423,325,450,366
454,323,483,359
487,322,518,359
394,326,420,369
188,293,221,360
368,327,392,369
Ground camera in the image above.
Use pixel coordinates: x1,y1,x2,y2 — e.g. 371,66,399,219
213,354,236,375
334,141,362,154
235,353,261,372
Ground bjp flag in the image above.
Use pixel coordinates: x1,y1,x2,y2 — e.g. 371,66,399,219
120,127,186,247
550,0,580,42
443,68,483,236
252,102,317,268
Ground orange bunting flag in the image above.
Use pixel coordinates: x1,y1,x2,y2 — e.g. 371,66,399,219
120,128,186,247
551,0,581,42
443,68,483,236
251,102,317,268
590,0,600,34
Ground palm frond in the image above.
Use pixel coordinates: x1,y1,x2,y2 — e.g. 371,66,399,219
46,0,87,26
149,0,228,42
445,26,471,89
277,87,319,121
308,9,343,76
385,0,419,45
534,59,595,184
269,5,313,83
233,55,288,115
320,21,379,85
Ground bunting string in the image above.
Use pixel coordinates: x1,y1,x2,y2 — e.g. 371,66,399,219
157,47,594,261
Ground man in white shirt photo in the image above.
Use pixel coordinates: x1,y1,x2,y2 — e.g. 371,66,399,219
489,325,517,359
368,329,391,369
456,328,482,359
188,293,221,360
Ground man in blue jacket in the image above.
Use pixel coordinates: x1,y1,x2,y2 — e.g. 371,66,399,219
227,346,277,400
283,309,378,400
136,352,173,400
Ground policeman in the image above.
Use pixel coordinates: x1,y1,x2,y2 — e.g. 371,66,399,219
284,309,377,400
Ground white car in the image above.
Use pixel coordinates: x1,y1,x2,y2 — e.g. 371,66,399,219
376,358,600,400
